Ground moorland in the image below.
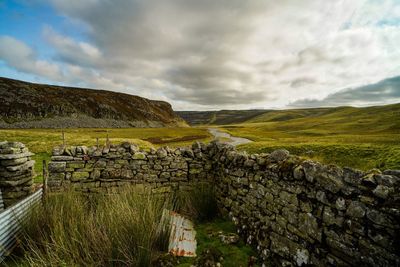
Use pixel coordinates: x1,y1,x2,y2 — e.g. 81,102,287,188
2,103,398,184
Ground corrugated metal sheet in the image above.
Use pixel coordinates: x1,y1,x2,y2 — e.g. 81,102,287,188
0,190,4,212
0,188,43,262
168,211,197,257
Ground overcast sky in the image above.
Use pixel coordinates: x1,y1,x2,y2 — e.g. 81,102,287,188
0,0,399,110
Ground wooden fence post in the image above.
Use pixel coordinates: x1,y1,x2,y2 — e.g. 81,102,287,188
42,160,48,201
62,130,65,146
96,137,99,148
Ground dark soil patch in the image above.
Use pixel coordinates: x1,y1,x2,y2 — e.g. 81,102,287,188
144,135,208,144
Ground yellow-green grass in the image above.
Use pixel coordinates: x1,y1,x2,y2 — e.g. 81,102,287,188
5,180,257,266
177,219,259,267
7,187,174,266
221,123,400,170
219,104,400,170
0,128,212,182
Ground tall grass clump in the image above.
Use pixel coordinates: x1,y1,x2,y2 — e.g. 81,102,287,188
174,183,219,222
17,187,174,267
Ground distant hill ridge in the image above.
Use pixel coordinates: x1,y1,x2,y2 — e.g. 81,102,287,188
178,103,400,128
177,109,267,125
0,77,187,128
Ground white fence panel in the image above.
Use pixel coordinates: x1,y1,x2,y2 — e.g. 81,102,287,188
0,190,4,212
0,188,43,262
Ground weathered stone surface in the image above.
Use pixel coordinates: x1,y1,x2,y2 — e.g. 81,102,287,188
374,174,399,186
373,185,391,199
0,152,34,160
298,213,321,242
132,152,146,160
0,142,35,208
90,169,101,180
67,161,85,169
315,165,344,193
269,149,290,162
49,172,65,180
51,156,74,161
335,197,346,211
1,157,28,166
64,146,77,156
0,176,32,187
6,160,35,172
270,232,310,266
366,209,397,229
48,162,66,173
346,201,366,218
71,172,90,181
383,169,400,178
301,160,321,183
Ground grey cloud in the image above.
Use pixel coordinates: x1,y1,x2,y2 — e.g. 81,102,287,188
290,76,400,107
48,0,275,106
273,46,349,76
39,1,400,108
2,0,400,109
168,85,267,106
290,77,317,88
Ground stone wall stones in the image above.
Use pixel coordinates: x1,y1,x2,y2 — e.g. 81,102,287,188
48,141,400,266
48,142,213,194
0,141,35,207
210,144,400,267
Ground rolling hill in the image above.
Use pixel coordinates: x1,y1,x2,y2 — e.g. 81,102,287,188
178,104,400,170
176,109,267,125
217,103,400,170
243,104,400,133
179,104,400,134
0,77,187,128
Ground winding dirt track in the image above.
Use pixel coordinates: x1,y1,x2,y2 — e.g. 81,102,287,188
208,128,252,146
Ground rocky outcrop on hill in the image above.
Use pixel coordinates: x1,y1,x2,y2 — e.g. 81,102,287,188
0,77,187,128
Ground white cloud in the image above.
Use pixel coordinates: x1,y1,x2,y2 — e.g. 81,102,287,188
0,36,62,80
43,26,101,67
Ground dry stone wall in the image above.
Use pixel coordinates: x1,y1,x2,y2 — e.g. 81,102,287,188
209,143,400,267
0,141,35,208
48,142,213,193
48,141,400,266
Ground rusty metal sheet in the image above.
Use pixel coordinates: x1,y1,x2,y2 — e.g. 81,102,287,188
167,210,197,257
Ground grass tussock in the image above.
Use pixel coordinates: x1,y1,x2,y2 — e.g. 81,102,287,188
16,187,174,267
10,183,220,266
173,183,219,223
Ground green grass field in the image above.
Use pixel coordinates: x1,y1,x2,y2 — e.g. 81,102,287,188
220,104,400,171
0,128,212,182
1,103,399,179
